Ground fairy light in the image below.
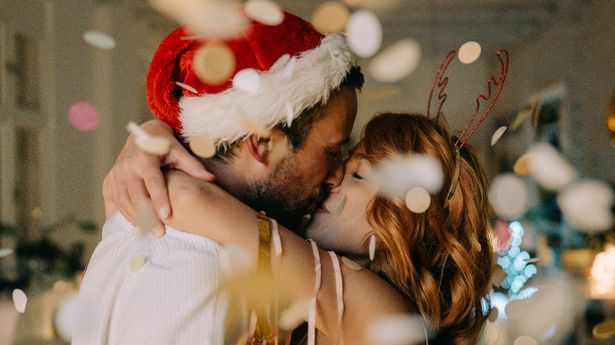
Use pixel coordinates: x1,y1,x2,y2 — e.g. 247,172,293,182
496,221,537,294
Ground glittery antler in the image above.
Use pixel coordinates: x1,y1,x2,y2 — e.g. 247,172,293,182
427,50,456,119
455,49,509,148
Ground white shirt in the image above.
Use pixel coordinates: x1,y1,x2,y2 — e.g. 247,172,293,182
75,212,228,345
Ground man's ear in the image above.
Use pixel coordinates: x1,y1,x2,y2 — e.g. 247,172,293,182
246,135,270,164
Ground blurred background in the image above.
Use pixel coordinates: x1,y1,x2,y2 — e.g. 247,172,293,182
0,0,614,344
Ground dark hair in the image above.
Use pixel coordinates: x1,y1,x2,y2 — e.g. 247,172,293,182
213,65,364,161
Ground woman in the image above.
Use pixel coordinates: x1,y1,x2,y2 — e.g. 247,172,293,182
162,112,494,344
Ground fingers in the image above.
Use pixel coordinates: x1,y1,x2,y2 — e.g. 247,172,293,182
142,170,170,237
111,171,137,222
169,144,216,182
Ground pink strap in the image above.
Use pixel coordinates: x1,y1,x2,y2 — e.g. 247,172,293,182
328,251,344,345
307,240,322,345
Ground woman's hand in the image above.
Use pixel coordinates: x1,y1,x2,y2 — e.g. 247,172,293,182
102,120,215,236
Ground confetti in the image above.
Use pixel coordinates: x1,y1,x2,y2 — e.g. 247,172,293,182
346,10,382,58
490,126,507,146
68,101,100,132
488,174,529,219
522,257,540,264
513,153,532,176
312,2,350,34
82,31,116,50
513,335,538,345
129,256,148,272
193,42,236,85
366,314,426,345
55,295,99,342
371,154,444,200
504,298,527,320
405,186,431,214
369,234,376,261
510,104,533,131
527,144,576,191
368,39,422,82
279,299,311,331
593,319,615,340
334,195,347,216
233,68,261,94
239,116,271,138
341,256,362,271
458,41,481,64
487,307,499,322
591,247,615,298
189,135,217,158
12,289,27,313
176,81,198,94
0,248,14,258
219,245,252,277
127,122,171,156
558,180,614,232
245,0,284,26
150,0,247,39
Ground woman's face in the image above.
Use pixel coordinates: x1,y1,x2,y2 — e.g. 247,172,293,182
305,142,377,255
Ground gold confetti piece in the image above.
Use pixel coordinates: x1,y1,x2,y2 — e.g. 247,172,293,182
233,68,261,94
312,2,350,34
239,116,271,138
193,43,236,85
334,195,347,216
129,256,148,272
523,257,540,263
405,186,431,213
244,0,284,26
513,153,532,176
341,256,362,271
190,135,217,158
488,174,529,219
12,289,27,313
368,39,422,82
0,248,14,258
175,81,198,94
458,41,481,64
346,10,382,58
487,307,499,322
593,319,615,340
504,299,527,320
279,299,311,331
510,105,532,131
513,335,538,345
369,234,376,261
490,126,507,146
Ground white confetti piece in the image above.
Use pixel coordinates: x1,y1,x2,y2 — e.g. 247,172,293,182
341,256,362,271
593,319,615,340
369,234,376,261
239,116,271,138
405,186,431,213
244,0,284,26
527,144,576,191
233,68,261,94
279,299,311,331
458,41,481,64
68,101,100,132
127,122,171,156
190,135,217,158
219,245,252,277
345,10,382,58
129,256,148,272
83,31,116,50
558,180,614,232
0,248,14,258
366,314,426,345
488,174,529,219
55,295,99,341
176,81,198,94
522,258,540,264
12,289,27,313
334,195,347,216
371,154,444,200
193,43,236,85
368,39,422,82
150,0,247,39
490,126,507,146
312,2,350,34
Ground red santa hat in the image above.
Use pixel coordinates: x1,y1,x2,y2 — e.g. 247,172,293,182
146,12,355,148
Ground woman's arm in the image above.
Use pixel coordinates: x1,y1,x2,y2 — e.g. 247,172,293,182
164,171,414,345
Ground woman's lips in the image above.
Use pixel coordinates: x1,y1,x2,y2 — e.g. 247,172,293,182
315,204,330,214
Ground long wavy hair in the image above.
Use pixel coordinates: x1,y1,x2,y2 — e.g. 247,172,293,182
362,113,494,344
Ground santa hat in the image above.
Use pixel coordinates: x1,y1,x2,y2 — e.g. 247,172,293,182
146,12,355,148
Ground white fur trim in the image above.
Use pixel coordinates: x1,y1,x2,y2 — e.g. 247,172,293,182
179,33,354,147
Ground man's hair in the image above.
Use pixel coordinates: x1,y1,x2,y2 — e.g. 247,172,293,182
213,65,364,161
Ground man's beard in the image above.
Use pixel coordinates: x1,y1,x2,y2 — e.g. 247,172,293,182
244,157,329,232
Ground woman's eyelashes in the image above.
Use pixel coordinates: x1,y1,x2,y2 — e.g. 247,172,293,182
351,171,363,180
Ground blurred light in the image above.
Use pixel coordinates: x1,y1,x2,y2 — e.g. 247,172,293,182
590,245,615,298
509,245,520,257
510,221,524,236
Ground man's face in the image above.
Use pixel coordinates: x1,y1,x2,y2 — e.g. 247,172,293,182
246,88,358,229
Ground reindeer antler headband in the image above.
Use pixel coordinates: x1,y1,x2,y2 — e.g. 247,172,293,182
426,49,510,205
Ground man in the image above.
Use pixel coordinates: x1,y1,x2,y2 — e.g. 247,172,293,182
77,11,363,345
